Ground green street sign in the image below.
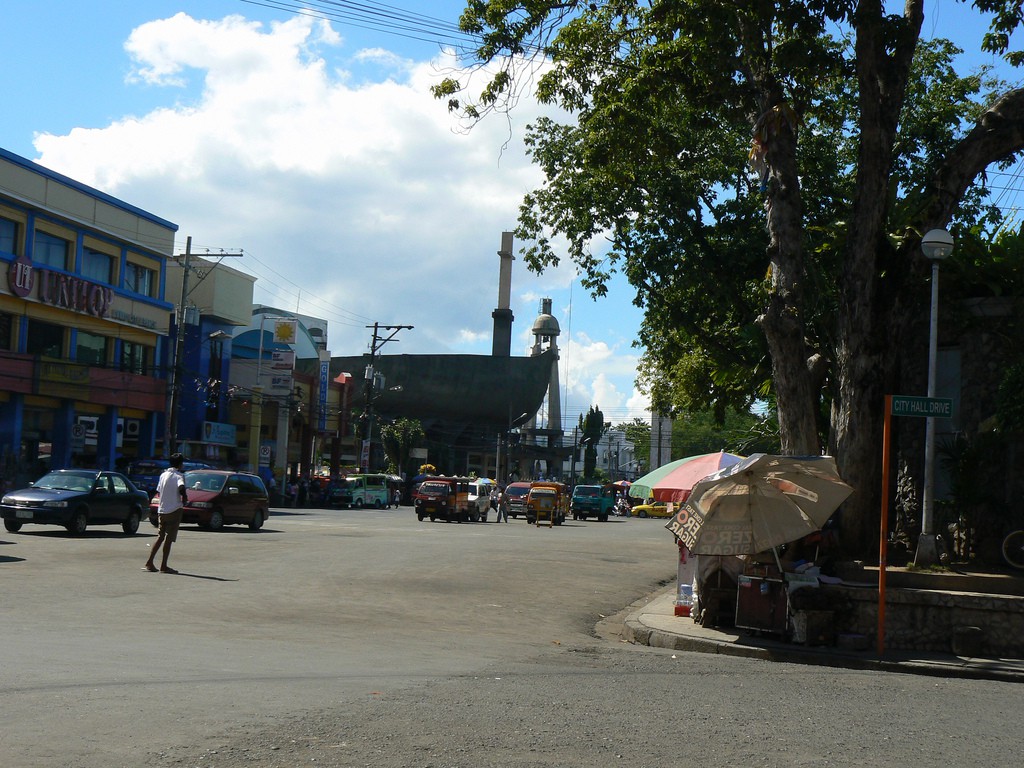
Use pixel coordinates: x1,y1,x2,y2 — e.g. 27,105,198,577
891,395,953,418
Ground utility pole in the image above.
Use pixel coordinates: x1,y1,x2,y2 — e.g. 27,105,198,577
362,323,413,472
164,236,191,457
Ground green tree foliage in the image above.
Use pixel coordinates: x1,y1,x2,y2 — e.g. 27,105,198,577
580,405,606,480
380,418,425,477
672,409,780,459
439,0,1024,555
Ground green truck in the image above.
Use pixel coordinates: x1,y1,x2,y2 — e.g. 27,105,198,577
569,484,616,522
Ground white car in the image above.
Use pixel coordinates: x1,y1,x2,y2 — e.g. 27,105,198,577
467,480,494,521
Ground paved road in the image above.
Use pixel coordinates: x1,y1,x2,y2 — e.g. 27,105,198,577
2,507,1022,767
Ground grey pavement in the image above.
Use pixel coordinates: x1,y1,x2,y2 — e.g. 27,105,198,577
624,585,1024,683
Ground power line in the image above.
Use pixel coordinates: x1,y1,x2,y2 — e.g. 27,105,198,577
238,248,374,326
238,0,478,49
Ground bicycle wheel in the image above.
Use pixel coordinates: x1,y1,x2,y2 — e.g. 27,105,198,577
1002,530,1024,570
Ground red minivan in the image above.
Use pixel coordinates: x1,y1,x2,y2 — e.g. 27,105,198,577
150,470,269,531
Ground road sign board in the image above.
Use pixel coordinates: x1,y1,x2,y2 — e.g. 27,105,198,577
70,423,86,452
890,395,953,418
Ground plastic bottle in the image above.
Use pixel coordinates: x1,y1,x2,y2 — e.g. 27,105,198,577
675,584,693,617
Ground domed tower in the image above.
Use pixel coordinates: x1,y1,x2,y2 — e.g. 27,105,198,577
525,298,563,460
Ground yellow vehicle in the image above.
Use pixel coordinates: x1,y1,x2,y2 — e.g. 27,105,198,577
525,481,568,527
631,500,674,518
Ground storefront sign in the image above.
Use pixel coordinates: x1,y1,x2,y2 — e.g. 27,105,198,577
8,254,33,297
271,349,295,371
202,421,237,446
269,374,292,394
38,360,91,399
110,309,158,329
5,255,114,318
318,355,330,431
40,360,91,385
273,318,297,344
39,270,114,316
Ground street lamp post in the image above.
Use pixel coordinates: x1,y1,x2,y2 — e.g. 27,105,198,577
570,432,592,487
915,228,954,566
499,412,529,484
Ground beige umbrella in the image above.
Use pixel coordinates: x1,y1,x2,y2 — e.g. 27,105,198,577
665,453,853,558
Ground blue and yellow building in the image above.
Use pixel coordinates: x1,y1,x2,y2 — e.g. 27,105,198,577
0,148,175,485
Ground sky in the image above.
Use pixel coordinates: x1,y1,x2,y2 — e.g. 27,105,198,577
2,1,1017,437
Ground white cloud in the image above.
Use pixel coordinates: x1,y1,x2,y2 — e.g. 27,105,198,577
30,10,645,432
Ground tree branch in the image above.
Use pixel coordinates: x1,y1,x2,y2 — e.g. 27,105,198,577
925,87,1024,225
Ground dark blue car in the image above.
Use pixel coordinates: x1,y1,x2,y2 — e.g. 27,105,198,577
128,458,211,498
1,469,149,535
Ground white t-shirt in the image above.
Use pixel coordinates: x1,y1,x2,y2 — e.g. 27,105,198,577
156,468,185,514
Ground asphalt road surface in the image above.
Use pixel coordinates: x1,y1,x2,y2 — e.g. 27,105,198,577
2,505,1022,768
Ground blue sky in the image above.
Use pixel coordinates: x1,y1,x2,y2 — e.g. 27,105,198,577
3,1,1018,435
5,0,649,433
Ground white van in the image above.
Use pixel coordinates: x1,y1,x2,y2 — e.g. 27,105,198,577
467,480,494,521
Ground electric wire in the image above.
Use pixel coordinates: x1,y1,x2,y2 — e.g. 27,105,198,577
239,0,478,49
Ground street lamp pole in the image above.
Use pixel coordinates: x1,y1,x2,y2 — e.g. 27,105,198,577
915,228,954,566
502,412,529,484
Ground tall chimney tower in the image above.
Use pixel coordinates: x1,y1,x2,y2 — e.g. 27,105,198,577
491,231,515,357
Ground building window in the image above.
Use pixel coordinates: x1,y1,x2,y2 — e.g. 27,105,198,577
0,312,12,351
82,248,113,284
120,341,150,376
0,217,18,255
76,331,109,366
124,261,156,297
34,231,70,270
25,319,65,358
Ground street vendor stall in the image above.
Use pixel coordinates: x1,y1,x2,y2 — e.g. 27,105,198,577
666,454,853,636
691,553,744,627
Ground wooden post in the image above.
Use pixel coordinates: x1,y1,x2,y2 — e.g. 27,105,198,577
878,394,892,656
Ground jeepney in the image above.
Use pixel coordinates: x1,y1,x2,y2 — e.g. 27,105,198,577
413,476,479,522
525,481,568,527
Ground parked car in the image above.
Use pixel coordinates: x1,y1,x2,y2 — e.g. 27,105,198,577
1,469,148,535
150,470,269,531
128,457,212,498
631,500,674,518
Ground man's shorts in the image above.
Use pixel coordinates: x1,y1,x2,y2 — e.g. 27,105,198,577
157,507,183,542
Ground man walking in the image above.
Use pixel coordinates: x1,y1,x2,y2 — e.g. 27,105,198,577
144,453,188,574
494,486,508,523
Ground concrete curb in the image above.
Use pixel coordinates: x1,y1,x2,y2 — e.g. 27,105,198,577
622,587,1024,683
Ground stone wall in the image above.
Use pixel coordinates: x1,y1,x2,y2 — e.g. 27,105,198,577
825,584,1024,658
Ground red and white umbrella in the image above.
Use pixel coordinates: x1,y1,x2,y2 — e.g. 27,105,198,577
628,451,744,504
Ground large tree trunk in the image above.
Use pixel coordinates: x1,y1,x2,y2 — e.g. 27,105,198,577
760,115,821,456
832,1,923,555
740,15,820,457
835,8,1024,555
